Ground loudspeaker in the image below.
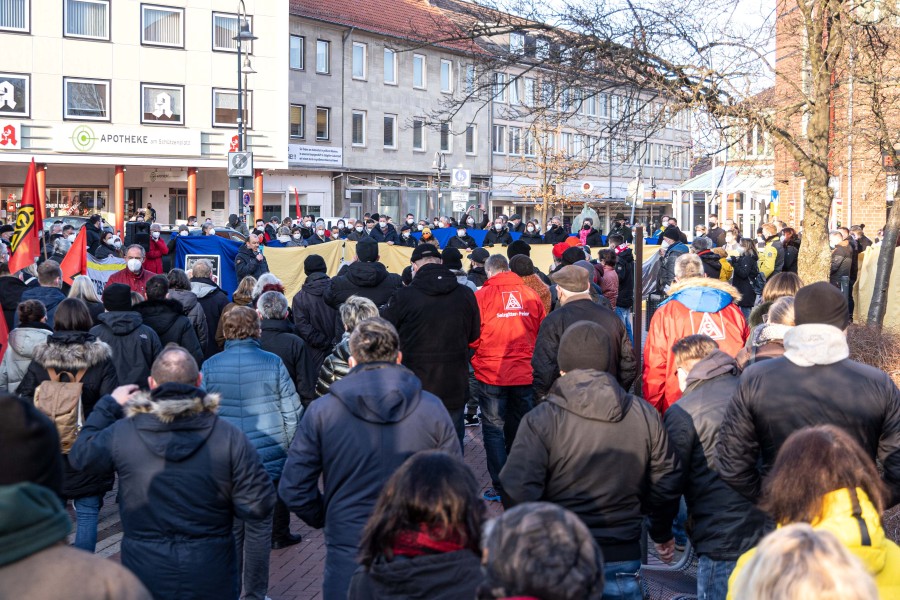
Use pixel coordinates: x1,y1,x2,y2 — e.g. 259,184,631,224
126,222,151,254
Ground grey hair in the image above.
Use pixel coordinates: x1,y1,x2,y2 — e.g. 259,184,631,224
339,295,379,332
691,236,713,252
191,259,212,279
53,237,72,254
126,244,146,258
150,223,161,232
278,226,291,236
485,254,510,277
674,253,704,280
252,273,282,299
257,291,289,320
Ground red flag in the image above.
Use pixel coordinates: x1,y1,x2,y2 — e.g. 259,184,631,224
0,309,8,362
295,188,302,221
8,159,43,274
60,225,88,285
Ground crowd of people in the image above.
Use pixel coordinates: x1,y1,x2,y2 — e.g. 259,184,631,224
0,206,898,600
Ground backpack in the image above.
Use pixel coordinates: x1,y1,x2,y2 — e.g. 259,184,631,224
34,368,87,454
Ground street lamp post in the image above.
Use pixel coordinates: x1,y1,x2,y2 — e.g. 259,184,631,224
233,1,257,220
432,151,446,216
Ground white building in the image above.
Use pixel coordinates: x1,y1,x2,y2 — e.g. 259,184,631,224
0,0,287,231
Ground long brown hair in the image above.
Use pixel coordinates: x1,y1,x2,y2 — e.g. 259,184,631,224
761,425,888,524
54,298,93,332
358,451,484,567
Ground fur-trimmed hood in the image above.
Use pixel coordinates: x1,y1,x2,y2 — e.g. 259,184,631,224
125,383,220,423
662,276,742,312
32,332,112,371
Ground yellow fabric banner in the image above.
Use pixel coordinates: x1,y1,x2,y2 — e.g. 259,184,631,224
264,241,346,300
854,245,900,328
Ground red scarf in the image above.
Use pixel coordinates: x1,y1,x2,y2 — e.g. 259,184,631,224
615,243,629,255
392,525,465,558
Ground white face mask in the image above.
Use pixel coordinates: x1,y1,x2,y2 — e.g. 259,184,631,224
458,230,466,237
379,222,387,228
179,230,189,237
407,218,414,224
527,226,535,233
67,234,76,242
113,240,123,249
677,367,689,392
355,225,364,232
127,258,142,273
256,223,264,230
402,232,410,239
337,222,345,229
316,229,325,236
467,219,474,225
292,233,302,240
151,231,160,240
494,223,503,231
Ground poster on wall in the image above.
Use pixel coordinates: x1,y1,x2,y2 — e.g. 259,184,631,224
185,254,221,282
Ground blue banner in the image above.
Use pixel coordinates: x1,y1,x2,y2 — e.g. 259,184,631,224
412,228,524,248
174,236,243,299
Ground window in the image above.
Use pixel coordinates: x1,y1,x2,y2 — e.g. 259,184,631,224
65,0,109,40
440,122,451,152
0,73,29,118
465,64,476,94
384,48,397,84
289,104,304,138
599,93,609,118
509,32,525,54
508,126,521,155
316,107,330,140
211,88,251,128
413,54,426,89
509,77,520,105
352,42,367,80
584,93,597,116
141,83,183,125
540,81,555,107
0,0,27,31
316,40,330,74
523,77,535,107
440,59,452,93
352,111,366,146
64,77,109,121
466,125,476,154
141,5,183,47
383,114,397,148
523,129,535,156
290,35,304,70
610,95,620,119
597,137,608,162
212,12,250,52
573,134,583,158
493,73,507,102
412,118,425,151
492,125,506,153
561,132,572,157
536,38,550,60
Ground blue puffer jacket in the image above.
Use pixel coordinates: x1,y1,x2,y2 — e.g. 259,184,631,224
201,338,302,479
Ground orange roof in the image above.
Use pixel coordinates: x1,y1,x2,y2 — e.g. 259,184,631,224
290,0,478,53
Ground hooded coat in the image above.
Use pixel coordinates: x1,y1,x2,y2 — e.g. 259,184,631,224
168,289,209,352
726,488,900,600
89,312,162,387
613,246,635,309
191,277,230,358
17,332,118,499
369,223,400,244
134,299,205,367
326,261,403,309
15,286,67,329
499,369,682,561
656,241,690,292
260,318,317,402
643,278,749,413
382,263,480,411
279,362,460,600
69,384,276,600
716,324,900,505
201,338,302,480
0,322,52,393
663,351,771,560
697,250,723,279
292,272,341,374
731,252,759,309
348,550,484,600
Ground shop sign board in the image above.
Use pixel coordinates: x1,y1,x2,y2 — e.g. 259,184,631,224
53,124,201,157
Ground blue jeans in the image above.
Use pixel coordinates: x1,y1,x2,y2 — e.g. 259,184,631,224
233,510,274,600
73,495,102,552
478,382,533,491
740,306,752,322
615,307,634,344
697,556,737,600
602,559,642,600
672,496,688,547
447,406,465,454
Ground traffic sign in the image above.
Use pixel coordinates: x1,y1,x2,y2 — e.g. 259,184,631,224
451,169,471,188
451,191,468,212
242,192,251,206
228,151,253,178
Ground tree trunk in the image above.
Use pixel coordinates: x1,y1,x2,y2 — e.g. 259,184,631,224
866,198,900,327
797,175,834,283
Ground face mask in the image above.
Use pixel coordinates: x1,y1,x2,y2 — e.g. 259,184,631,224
207,230,217,236
105,238,114,246
379,222,387,228
278,235,290,243
292,233,302,240
113,241,123,249
317,229,325,236
67,234,76,242
458,230,466,237
780,235,786,243
337,222,345,229
151,231,160,240
366,226,374,232
356,225,364,232
583,223,591,230
527,226,535,233
256,223,264,229
695,231,703,237
402,232,410,239
494,224,503,231
662,220,669,226
127,258,142,273
467,219,474,225
407,218,414,224
179,230,189,237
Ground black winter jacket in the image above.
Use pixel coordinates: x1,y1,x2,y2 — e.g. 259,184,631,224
260,318,317,402
381,263,480,411
18,331,118,499
191,277,230,359
86,223,102,255
716,326,900,505
830,242,853,286
0,275,30,331
531,298,636,397
543,225,570,245
783,241,799,274
731,253,758,308
614,247,635,309
657,242,689,292
279,363,460,550
134,299,204,366
349,551,483,600
369,224,399,244
500,370,682,561
445,234,477,250
397,234,418,248
519,231,544,245
234,244,269,280
580,227,604,247
467,267,488,289
89,312,162,387
16,286,67,329
69,383,276,600
326,261,403,309
663,351,770,560
482,227,513,246
292,272,341,373
316,333,351,397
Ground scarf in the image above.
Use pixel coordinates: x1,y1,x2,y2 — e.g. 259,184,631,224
614,243,629,255
392,525,465,558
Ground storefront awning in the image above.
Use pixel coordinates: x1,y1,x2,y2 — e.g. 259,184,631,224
675,166,773,197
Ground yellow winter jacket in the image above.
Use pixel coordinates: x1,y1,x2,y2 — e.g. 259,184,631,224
757,240,778,278
727,487,900,599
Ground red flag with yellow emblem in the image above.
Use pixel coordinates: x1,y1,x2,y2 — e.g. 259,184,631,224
8,158,43,274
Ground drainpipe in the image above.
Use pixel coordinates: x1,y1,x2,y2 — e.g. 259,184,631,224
846,44,853,227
